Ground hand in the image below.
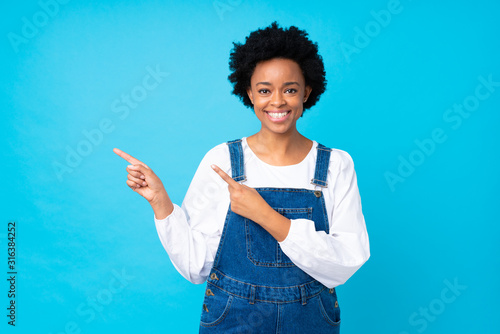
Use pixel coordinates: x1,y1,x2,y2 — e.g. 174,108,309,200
211,164,291,241
113,148,172,216
210,164,271,224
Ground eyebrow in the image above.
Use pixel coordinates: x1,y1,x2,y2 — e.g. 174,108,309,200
255,81,301,86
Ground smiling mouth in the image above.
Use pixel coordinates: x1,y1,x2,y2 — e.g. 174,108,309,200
265,110,291,119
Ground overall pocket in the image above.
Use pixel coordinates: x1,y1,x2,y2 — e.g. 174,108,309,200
200,286,234,327
318,287,341,326
245,207,313,267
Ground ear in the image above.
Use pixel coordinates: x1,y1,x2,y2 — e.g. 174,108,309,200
303,86,312,103
246,87,254,105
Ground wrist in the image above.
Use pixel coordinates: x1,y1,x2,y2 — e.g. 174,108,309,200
256,206,291,242
150,191,173,220
252,203,271,226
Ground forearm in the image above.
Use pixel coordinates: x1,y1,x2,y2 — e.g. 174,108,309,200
150,191,174,220
154,204,213,284
254,206,291,242
279,218,370,288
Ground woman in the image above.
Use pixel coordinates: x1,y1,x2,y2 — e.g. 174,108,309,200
114,22,370,333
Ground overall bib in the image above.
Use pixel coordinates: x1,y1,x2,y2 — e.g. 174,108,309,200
199,139,341,333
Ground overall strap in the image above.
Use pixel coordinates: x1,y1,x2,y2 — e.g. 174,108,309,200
226,139,246,182
311,143,332,187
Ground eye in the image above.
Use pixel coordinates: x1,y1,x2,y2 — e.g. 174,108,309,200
285,88,298,94
258,89,270,94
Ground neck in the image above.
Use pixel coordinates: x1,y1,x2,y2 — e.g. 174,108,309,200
248,128,310,159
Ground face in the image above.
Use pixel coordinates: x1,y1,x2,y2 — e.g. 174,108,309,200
246,58,312,136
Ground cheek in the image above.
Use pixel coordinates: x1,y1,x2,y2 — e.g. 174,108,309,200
290,98,304,110
253,99,268,109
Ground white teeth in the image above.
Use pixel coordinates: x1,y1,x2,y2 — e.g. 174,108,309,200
268,112,288,118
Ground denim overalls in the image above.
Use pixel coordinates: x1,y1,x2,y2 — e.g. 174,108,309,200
199,139,341,333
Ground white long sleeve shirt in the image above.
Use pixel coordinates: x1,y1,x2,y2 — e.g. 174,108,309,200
154,137,370,289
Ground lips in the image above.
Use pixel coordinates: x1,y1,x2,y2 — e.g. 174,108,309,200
265,110,291,122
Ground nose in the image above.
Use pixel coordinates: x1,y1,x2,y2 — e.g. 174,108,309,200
270,91,285,106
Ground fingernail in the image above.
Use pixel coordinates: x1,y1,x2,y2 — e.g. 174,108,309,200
211,164,216,169
140,175,145,179
142,182,147,186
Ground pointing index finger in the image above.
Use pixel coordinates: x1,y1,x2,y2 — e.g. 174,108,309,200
211,164,238,186
113,148,149,168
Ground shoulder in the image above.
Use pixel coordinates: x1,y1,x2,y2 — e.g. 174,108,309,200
329,148,354,170
314,141,355,171
312,145,358,191
203,141,230,158
197,141,231,173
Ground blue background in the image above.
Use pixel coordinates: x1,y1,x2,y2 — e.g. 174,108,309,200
2,0,499,333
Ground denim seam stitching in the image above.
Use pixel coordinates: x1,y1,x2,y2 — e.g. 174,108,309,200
244,207,313,267
213,269,318,289
253,188,321,193
245,218,296,268
318,293,341,327
199,295,234,327
212,206,233,267
227,140,245,181
318,195,330,233
208,282,326,304
312,143,331,187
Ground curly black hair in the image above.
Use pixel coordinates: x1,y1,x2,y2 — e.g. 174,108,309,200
228,21,326,113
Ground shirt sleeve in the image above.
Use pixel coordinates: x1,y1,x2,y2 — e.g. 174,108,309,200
278,150,370,289
154,145,231,284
